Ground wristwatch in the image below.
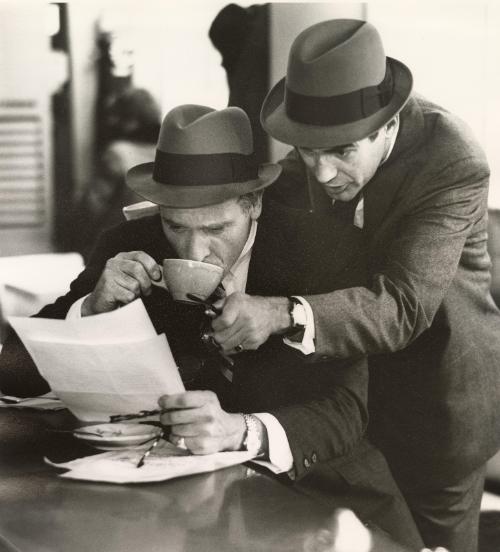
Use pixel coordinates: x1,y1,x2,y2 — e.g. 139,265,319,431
242,413,262,455
286,296,307,335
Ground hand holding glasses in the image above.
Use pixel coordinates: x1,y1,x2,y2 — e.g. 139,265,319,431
187,291,235,369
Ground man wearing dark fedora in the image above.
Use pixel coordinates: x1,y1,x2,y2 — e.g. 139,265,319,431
208,18,500,552
0,104,424,547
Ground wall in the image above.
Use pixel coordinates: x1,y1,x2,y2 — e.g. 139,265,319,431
368,2,500,208
0,1,54,256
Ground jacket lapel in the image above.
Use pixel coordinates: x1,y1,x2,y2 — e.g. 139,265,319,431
246,203,298,296
248,201,366,296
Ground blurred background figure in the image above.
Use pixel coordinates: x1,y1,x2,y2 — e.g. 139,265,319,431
209,3,270,166
72,25,161,259
73,86,161,259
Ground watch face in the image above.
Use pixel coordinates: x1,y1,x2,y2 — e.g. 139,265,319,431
243,414,262,455
246,433,261,455
291,302,307,329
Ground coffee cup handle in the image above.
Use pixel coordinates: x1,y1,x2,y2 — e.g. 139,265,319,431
151,266,168,290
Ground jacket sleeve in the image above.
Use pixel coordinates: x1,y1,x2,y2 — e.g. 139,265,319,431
307,154,490,358
268,356,369,480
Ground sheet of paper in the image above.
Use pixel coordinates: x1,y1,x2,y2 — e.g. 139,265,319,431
9,298,156,343
8,299,184,421
45,441,255,484
26,334,183,421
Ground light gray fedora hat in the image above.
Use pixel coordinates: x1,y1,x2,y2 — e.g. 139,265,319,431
127,104,281,208
261,19,413,148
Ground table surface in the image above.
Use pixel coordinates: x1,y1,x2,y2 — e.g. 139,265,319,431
0,409,332,552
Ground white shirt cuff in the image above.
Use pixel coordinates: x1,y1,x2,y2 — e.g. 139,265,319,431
66,295,88,320
283,296,316,355
250,412,294,474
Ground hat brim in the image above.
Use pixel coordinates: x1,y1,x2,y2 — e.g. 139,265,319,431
261,57,413,148
126,162,282,208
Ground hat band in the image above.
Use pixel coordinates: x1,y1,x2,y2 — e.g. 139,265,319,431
285,64,394,126
153,150,258,186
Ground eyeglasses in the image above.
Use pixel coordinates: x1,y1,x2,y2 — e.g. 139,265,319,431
187,289,234,368
107,410,165,468
109,409,161,423
200,331,234,368
136,428,164,468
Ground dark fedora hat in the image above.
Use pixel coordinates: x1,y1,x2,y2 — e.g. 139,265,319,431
126,105,281,208
261,19,413,148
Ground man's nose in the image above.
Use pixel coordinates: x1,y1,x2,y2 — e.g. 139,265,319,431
312,157,338,183
186,234,210,262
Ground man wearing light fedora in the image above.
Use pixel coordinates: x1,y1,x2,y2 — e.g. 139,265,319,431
207,18,500,552
0,104,424,547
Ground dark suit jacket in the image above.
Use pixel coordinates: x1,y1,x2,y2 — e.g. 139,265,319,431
0,200,369,477
0,200,423,547
267,93,500,490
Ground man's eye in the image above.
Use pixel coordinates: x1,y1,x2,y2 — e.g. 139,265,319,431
168,225,185,233
208,227,225,235
329,148,352,158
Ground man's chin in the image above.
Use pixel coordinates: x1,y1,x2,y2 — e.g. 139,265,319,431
328,188,357,202
324,182,353,200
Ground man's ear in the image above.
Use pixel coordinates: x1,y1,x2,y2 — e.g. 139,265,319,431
249,193,263,221
384,115,399,138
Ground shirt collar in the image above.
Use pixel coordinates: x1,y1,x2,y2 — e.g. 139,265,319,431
222,219,257,288
237,218,257,263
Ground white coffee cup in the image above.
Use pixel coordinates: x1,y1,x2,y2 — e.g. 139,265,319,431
152,258,223,303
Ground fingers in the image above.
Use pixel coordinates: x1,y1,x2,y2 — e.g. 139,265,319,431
216,328,251,353
158,391,230,454
112,251,161,296
88,251,161,314
209,293,277,353
161,408,210,427
115,259,153,297
170,434,220,455
125,251,162,281
168,421,210,437
159,391,216,410
158,391,217,430
211,294,241,332
210,293,255,351
105,279,140,305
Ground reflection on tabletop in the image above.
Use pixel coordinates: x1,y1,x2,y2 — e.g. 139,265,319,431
0,409,332,552
0,464,329,552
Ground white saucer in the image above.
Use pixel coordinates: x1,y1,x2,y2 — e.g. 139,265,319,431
73,423,161,451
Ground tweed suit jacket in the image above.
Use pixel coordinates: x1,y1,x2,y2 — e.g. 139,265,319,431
267,93,500,490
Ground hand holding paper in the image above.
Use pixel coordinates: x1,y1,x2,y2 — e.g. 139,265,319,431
159,391,246,454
